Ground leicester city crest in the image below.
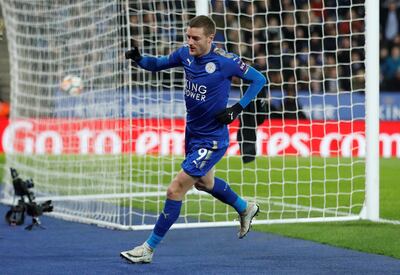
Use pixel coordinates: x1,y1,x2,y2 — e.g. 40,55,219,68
205,62,216,74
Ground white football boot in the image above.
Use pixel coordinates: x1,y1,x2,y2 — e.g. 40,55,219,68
238,203,260,239
120,242,154,264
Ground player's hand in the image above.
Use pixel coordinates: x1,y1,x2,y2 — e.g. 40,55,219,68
216,103,243,124
125,47,142,62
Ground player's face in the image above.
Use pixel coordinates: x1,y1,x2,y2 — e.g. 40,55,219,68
186,27,214,57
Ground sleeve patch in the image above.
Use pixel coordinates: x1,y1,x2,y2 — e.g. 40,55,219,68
214,47,249,76
239,60,249,73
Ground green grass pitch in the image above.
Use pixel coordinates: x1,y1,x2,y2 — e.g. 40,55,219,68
1,155,399,258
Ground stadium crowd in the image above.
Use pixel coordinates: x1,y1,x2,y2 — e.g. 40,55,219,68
380,0,400,91
210,0,366,94
0,0,398,117
129,0,399,94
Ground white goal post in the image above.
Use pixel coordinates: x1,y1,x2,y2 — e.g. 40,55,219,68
363,0,379,221
0,0,379,230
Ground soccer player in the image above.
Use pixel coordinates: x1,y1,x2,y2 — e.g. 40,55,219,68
121,15,266,264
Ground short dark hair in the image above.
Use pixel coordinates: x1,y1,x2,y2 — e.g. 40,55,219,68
188,15,216,36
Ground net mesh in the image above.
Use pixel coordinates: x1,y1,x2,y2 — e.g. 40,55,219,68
0,0,366,228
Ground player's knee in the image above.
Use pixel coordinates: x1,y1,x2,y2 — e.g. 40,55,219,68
167,180,184,199
194,181,209,192
166,186,177,199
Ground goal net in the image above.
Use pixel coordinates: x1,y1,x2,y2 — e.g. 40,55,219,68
0,0,375,229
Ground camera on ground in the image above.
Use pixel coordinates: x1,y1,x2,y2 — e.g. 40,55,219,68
5,168,54,230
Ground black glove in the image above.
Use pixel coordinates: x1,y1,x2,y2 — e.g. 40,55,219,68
125,47,142,62
216,103,243,124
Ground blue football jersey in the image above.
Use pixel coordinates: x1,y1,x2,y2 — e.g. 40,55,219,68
167,44,249,141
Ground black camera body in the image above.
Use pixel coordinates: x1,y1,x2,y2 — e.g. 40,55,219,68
5,168,54,230
10,168,35,199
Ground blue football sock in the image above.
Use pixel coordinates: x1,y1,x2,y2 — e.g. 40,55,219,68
208,177,247,214
146,199,182,249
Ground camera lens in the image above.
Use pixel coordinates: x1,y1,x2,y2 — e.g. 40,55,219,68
25,179,34,189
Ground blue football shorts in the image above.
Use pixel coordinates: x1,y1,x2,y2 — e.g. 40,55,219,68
181,134,229,178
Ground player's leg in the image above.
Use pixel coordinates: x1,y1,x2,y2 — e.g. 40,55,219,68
144,170,196,248
195,169,247,214
195,169,259,238
121,170,197,264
